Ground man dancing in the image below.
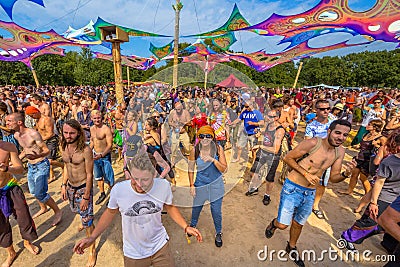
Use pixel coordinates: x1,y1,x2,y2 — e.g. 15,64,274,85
60,120,96,267
0,140,38,267
265,120,356,267
6,112,62,225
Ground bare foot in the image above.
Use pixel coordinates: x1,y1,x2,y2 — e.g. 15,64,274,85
1,251,16,267
51,210,63,226
32,208,49,219
338,190,352,195
78,223,85,232
87,251,97,267
24,240,40,255
231,158,240,163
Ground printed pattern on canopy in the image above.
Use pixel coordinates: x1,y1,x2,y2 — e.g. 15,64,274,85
149,41,173,60
245,0,400,43
20,45,65,68
183,39,217,56
94,52,157,71
227,40,370,72
201,32,237,51
182,53,230,72
0,0,45,19
93,17,170,40
0,20,77,62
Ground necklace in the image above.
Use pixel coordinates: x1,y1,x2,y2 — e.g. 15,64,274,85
67,145,78,163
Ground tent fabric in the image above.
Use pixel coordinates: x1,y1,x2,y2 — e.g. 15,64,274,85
217,74,248,88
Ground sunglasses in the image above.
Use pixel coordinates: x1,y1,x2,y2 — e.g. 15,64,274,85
153,116,160,118
267,114,278,118
374,102,382,104
198,134,213,139
244,105,250,108
317,107,330,111
341,98,346,100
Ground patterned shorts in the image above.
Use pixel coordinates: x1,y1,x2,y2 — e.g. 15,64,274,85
66,183,94,228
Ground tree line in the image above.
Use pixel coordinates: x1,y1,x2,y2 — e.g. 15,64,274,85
0,46,399,88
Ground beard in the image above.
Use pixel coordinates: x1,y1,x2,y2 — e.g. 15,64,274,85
66,135,79,144
327,134,342,147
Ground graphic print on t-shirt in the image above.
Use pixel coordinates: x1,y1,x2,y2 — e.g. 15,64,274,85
125,200,161,217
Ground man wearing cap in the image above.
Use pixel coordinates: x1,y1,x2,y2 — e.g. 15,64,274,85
154,94,170,122
230,99,264,163
26,106,64,183
6,112,62,226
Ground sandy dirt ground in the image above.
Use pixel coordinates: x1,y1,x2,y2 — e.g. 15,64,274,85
1,124,393,267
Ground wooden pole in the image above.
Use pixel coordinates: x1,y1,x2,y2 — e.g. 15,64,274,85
127,66,130,89
293,61,303,89
204,55,209,90
112,42,124,104
31,67,40,88
172,0,182,89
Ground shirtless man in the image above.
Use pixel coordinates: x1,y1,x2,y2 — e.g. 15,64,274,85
31,94,50,117
265,119,356,267
6,112,62,225
113,104,125,162
71,94,82,120
26,106,64,182
168,101,191,166
60,120,96,267
90,110,114,205
0,141,39,267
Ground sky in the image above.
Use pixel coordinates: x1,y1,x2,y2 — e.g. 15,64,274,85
0,0,398,59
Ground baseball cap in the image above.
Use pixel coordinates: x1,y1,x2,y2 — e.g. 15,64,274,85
125,135,143,157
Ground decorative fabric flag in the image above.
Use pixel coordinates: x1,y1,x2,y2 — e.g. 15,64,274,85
183,39,216,56
182,53,230,72
0,0,45,19
204,32,237,51
0,20,77,62
149,41,174,60
245,0,400,44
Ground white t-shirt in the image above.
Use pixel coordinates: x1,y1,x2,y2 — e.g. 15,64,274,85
108,178,173,259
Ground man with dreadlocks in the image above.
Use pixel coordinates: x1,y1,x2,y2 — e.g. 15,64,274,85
60,119,96,267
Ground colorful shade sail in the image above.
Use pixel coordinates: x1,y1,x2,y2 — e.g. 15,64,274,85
149,41,173,60
0,0,45,19
182,53,230,72
94,52,157,71
0,20,77,62
245,0,400,43
20,45,65,68
228,40,369,72
204,32,237,51
183,39,216,56
93,17,170,40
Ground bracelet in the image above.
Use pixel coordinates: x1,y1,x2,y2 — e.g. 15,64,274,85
184,225,189,233
61,183,67,188
83,196,90,201
341,171,350,178
370,202,378,207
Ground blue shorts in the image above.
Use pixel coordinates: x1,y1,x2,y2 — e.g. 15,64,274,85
93,153,115,186
320,167,331,187
277,179,316,226
27,158,51,203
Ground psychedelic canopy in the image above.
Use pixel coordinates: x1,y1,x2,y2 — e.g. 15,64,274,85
20,45,65,68
227,40,369,72
245,0,400,44
200,32,237,51
0,20,77,62
183,40,216,56
182,53,230,72
93,17,170,40
0,0,44,19
94,52,157,71
184,4,255,37
149,41,173,60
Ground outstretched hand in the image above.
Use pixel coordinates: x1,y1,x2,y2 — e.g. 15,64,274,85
186,227,203,242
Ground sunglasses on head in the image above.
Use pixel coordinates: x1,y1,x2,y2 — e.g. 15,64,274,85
198,134,213,139
317,107,330,111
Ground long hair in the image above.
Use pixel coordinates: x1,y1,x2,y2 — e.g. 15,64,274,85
194,135,219,160
386,129,400,154
60,119,86,152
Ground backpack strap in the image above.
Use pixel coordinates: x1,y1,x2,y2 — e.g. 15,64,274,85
295,137,322,163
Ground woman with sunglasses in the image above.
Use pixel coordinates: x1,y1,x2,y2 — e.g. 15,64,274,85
188,125,227,247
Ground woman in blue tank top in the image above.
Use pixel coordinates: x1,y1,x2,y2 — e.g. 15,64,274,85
188,125,227,247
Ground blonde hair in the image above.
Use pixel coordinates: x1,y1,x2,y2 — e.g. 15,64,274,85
91,110,102,117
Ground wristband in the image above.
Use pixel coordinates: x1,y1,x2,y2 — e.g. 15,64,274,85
184,225,189,233
303,171,308,178
370,202,378,207
61,183,67,188
341,171,350,178
83,196,90,201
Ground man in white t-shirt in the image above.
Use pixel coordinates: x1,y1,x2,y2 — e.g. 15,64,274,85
73,153,202,266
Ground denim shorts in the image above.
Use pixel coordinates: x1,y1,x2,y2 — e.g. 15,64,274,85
320,167,331,187
93,153,115,186
27,158,50,203
277,179,316,226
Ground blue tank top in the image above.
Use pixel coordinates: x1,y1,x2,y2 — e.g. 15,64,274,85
195,154,222,186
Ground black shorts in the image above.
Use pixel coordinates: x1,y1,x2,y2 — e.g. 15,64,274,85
355,157,370,176
45,135,59,160
250,149,280,182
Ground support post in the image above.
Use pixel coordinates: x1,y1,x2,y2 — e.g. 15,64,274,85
112,42,124,104
172,0,183,89
127,66,130,89
293,61,303,89
31,67,40,88
204,55,209,90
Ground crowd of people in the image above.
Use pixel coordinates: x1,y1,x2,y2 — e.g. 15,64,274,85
0,83,399,267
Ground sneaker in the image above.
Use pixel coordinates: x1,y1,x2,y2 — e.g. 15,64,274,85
285,242,305,267
95,193,106,205
245,188,258,196
262,195,271,206
215,233,223,247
